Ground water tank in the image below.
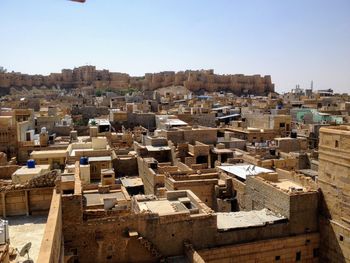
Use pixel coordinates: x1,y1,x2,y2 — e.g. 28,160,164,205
80,157,88,165
41,127,47,134
27,159,36,169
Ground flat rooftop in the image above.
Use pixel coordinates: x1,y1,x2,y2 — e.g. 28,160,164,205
70,149,94,157
298,169,318,178
145,145,171,151
8,215,47,262
135,192,202,216
70,148,110,157
138,199,190,216
269,178,304,192
212,148,233,154
88,156,112,162
216,114,240,120
31,149,67,158
164,119,188,126
120,177,143,188
84,190,126,207
13,164,50,176
216,209,285,231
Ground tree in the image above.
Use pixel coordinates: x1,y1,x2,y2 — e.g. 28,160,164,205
0,66,7,73
95,89,103,97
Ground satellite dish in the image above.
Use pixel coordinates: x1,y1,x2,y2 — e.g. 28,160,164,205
19,242,32,261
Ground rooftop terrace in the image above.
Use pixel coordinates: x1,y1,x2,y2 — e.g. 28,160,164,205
216,208,285,231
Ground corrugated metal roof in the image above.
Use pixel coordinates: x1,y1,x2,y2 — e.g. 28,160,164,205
218,165,273,180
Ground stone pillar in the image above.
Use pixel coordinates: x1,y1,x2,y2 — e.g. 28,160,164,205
2,192,6,218
25,190,29,216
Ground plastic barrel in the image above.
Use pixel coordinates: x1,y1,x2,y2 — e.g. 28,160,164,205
80,157,88,165
27,159,36,168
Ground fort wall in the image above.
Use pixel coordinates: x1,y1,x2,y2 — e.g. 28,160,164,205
0,67,274,96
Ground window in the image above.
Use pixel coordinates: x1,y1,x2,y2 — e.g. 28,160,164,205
339,235,344,241
313,248,319,258
275,255,281,261
95,231,103,241
62,189,74,195
335,140,339,148
279,123,285,128
296,251,301,261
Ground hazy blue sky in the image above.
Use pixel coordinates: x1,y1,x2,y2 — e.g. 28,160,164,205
1,0,349,93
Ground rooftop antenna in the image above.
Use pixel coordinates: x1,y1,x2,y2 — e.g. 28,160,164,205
311,80,313,91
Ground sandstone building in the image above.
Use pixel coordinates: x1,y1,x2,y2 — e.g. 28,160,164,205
0,66,275,96
318,125,350,262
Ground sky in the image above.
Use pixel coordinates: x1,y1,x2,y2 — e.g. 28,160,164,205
0,0,349,93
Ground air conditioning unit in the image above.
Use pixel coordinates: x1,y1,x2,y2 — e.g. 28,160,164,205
0,219,9,245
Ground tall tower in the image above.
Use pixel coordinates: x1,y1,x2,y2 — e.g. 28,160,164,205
318,126,350,262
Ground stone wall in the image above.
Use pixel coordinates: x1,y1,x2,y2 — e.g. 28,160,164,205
57,173,321,263
37,190,62,263
61,211,216,262
177,113,216,128
127,112,156,130
198,233,320,263
276,169,317,190
137,157,164,195
318,126,350,262
245,176,318,234
165,174,218,209
0,165,19,179
61,202,312,263
71,106,109,121
230,177,246,210
0,67,274,96
163,128,217,146
113,155,138,177
0,187,53,217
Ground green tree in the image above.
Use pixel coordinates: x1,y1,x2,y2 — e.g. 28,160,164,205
95,89,103,97
0,66,7,73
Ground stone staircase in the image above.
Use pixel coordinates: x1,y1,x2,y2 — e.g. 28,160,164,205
137,235,165,262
